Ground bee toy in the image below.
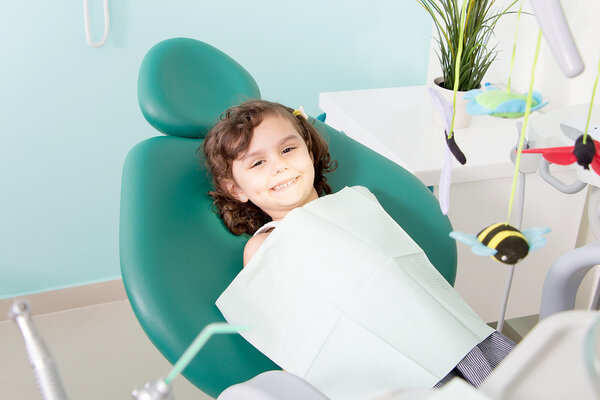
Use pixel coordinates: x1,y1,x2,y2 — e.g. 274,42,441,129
450,223,551,265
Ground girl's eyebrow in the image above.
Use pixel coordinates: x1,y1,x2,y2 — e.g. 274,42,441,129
242,134,300,162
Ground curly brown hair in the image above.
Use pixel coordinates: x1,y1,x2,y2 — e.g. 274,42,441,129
202,100,337,236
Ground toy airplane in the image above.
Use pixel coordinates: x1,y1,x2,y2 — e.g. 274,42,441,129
464,84,548,118
523,134,600,175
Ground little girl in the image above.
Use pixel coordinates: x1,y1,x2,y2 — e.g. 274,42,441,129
202,99,514,390
203,99,337,266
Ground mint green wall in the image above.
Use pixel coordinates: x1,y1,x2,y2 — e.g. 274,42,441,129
0,1,432,299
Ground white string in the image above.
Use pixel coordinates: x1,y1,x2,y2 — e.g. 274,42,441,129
83,0,110,48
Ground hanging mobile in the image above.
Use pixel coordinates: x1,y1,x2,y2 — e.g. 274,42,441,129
464,84,548,118
428,0,469,215
440,0,468,166
464,1,548,119
523,60,600,175
451,223,549,265
523,135,600,174
450,27,550,332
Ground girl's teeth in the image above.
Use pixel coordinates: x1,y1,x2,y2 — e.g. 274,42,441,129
274,178,296,190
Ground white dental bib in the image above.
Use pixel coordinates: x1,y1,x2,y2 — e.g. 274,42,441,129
216,186,493,400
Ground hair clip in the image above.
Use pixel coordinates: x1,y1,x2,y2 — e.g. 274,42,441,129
292,106,308,120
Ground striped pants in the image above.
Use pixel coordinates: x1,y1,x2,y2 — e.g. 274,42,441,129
434,331,516,388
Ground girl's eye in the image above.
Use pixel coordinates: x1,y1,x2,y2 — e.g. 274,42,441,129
251,160,265,168
282,146,296,154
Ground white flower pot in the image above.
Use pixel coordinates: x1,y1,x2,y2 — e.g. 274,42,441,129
432,77,472,129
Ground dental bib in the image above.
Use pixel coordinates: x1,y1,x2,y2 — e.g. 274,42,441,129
216,186,493,400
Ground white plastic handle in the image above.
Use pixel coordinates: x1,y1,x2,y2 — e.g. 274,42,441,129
529,0,584,77
83,0,110,48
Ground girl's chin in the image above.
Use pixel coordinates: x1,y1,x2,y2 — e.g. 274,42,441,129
268,197,309,212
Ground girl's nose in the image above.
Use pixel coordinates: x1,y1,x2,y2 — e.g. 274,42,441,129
273,160,287,174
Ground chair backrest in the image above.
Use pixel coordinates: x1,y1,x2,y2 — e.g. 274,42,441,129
120,38,457,398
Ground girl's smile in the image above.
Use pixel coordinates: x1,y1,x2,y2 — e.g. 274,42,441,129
271,176,297,191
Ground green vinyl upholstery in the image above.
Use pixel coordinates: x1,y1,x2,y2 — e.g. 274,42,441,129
137,37,260,138
120,38,457,398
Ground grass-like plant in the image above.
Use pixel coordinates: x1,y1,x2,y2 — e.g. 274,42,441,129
417,0,517,91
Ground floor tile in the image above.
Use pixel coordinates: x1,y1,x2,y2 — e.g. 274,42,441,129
0,300,212,399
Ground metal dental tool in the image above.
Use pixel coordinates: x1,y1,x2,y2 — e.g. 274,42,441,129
8,299,69,400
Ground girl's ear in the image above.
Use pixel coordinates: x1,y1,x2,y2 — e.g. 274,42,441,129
224,179,249,203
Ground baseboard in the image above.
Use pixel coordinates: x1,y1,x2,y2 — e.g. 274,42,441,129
488,314,540,343
0,279,127,322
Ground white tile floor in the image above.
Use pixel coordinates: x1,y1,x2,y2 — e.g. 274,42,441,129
0,300,212,399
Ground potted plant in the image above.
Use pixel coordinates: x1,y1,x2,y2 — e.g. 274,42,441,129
418,0,517,127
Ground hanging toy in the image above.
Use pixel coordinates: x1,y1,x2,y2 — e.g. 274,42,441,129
445,131,467,165
450,223,550,265
450,27,551,334
437,0,469,167
523,59,600,175
523,135,600,174
426,0,470,216
429,89,467,165
451,27,552,266
464,1,547,119
464,84,548,118
429,88,465,215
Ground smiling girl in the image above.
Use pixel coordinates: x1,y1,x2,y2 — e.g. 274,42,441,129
202,100,337,266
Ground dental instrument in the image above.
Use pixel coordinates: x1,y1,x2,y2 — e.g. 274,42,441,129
8,299,69,400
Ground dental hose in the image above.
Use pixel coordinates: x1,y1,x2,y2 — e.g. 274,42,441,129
164,323,247,385
132,323,248,400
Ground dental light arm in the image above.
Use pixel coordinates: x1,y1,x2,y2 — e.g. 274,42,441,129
535,160,600,319
538,158,588,194
530,0,584,78
534,155,600,239
589,187,600,240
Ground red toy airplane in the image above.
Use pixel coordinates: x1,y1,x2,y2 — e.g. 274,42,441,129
522,134,600,175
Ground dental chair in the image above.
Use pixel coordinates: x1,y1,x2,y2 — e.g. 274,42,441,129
119,38,457,398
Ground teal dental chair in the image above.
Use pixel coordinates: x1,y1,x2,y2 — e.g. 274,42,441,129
119,38,457,398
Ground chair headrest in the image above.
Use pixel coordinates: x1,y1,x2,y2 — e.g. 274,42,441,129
138,38,261,139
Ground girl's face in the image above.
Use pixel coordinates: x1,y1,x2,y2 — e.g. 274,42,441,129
229,114,318,221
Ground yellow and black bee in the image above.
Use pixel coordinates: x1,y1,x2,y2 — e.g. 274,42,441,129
450,223,550,265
